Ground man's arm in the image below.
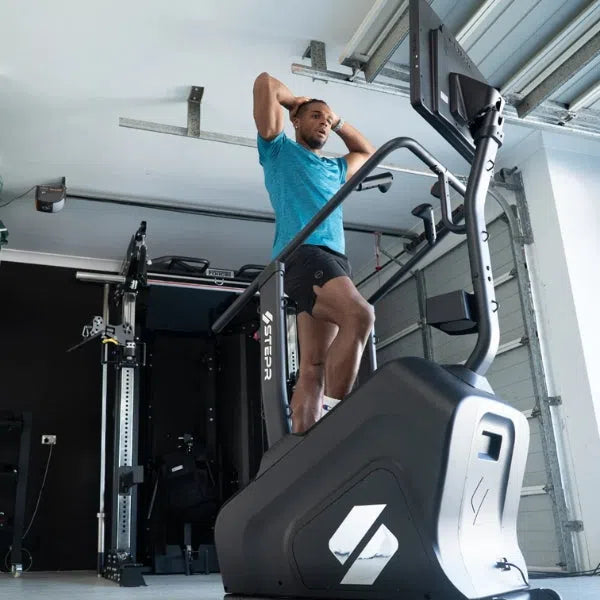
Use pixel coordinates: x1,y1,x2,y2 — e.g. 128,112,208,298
329,112,376,180
253,72,308,141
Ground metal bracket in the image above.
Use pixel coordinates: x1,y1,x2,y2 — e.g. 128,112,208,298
118,466,144,495
108,340,146,369
187,86,204,137
498,170,535,245
546,395,562,407
303,40,327,71
558,110,577,125
564,520,584,532
67,317,135,353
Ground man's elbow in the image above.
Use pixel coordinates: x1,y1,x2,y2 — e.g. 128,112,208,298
362,145,376,159
254,72,272,89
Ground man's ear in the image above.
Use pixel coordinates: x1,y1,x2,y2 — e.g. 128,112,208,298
292,117,299,129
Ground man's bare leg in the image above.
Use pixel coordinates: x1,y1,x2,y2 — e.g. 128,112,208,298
312,276,375,400
289,312,338,433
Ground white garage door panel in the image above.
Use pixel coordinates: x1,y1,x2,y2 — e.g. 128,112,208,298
377,331,424,365
518,494,562,568
375,278,419,342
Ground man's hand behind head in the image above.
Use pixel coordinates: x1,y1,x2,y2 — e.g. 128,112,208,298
289,96,312,119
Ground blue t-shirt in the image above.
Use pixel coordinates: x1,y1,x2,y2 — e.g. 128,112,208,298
257,132,347,258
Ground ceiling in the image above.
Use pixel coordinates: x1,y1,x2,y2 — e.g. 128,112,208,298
0,0,599,274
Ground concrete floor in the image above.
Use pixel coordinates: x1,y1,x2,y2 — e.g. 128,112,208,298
0,571,598,599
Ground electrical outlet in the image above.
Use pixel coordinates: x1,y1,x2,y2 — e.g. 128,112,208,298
41,435,56,445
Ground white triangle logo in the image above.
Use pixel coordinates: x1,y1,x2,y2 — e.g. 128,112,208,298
328,504,398,585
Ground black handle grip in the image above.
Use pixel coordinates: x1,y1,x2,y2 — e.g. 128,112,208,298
411,203,437,246
356,172,394,193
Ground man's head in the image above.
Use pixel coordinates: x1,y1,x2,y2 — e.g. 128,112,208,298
292,99,335,150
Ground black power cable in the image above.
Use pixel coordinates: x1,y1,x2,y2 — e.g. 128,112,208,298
2,547,33,574
23,444,54,540
0,186,36,208
496,558,529,587
529,562,600,579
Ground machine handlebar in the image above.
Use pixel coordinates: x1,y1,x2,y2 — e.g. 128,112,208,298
211,137,466,335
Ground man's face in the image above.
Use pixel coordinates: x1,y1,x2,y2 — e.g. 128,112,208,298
295,102,334,150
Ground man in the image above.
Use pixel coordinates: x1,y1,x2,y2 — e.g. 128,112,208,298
253,72,376,434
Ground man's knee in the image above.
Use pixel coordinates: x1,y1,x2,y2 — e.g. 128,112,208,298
298,361,325,387
342,301,375,336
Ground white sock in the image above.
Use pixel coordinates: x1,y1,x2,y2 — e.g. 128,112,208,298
322,395,341,412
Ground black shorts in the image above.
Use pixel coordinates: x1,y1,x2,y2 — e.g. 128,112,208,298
284,244,352,315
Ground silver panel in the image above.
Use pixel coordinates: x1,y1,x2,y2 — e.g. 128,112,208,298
97,285,109,562
286,309,299,380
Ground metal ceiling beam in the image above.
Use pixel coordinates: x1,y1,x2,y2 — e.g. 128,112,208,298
501,0,600,97
120,83,453,181
364,1,409,83
291,62,409,96
120,113,447,179
569,79,600,112
516,29,600,117
291,60,600,141
303,40,327,71
341,0,503,81
339,0,389,65
455,0,504,50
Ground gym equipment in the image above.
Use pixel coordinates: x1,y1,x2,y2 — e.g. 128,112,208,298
210,1,561,598
72,227,291,586
150,433,219,576
0,411,32,578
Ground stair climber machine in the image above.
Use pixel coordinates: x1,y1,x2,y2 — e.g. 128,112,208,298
210,2,561,599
